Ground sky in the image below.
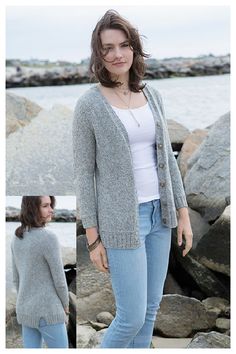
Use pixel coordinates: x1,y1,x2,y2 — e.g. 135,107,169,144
6,5,230,63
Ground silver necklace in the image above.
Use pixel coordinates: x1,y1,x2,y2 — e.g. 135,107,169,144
113,89,141,127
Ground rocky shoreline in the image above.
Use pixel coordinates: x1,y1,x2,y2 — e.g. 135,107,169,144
6,206,76,222
6,54,230,88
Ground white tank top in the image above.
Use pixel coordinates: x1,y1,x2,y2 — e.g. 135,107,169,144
111,102,160,203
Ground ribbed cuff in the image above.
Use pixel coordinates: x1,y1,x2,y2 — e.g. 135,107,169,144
81,214,98,229
175,195,188,209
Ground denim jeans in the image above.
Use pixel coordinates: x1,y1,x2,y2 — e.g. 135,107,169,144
22,318,68,348
100,199,172,348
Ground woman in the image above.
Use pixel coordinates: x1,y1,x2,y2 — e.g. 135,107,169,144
11,196,69,348
73,10,193,348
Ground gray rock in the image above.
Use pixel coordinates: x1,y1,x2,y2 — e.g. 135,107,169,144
6,290,17,326
188,208,210,250
202,297,230,317
166,119,190,150
87,328,107,348
53,209,76,222
195,206,230,276
96,312,114,326
6,55,230,88
163,272,185,295
6,323,23,348
77,289,115,323
6,207,76,222
77,235,115,322
184,112,230,222
154,294,209,337
5,207,20,221
187,331,230,348
171,234,229,299
6,92,42,136
6,104,75,195
215,318,230,332
177,128,208,178
88,320,108,330
61,246,76,266
76,324,96,348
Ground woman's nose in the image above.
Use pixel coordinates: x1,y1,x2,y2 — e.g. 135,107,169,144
114,47,122,58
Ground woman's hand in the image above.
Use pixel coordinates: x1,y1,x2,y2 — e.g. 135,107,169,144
64,306,69,325
89,242,109,273
177,207,193,257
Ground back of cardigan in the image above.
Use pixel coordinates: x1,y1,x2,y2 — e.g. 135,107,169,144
11,227,69,328
72,83,188,249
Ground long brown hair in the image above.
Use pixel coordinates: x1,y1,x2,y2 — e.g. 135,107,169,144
15,196,56,239
89,9,150,92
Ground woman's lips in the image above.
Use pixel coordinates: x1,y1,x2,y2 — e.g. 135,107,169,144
113,62,126,66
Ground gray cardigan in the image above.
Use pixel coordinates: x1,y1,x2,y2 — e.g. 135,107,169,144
11,227,69,328
72,83,188,249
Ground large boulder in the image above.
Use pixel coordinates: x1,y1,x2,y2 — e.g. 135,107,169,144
6,104,74,195
184,112,230,222
177,128,208,178
154,294,209,337
195,206,230,276
6,92,42,136
77,235,115,322
171,237,229,299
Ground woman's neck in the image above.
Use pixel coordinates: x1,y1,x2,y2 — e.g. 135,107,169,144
111,73,129,90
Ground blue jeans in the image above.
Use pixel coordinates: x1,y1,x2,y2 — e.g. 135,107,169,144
100,199,172,348
22,318,68,348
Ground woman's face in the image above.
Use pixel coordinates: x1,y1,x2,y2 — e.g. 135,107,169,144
39,196,53,223
100,29,134,80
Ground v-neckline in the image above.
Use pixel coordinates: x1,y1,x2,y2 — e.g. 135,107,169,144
92,83,162,146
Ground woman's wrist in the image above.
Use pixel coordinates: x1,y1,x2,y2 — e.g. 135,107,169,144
64,306,70,315
86,227,99,244
177,207,189,217
86,234,101,252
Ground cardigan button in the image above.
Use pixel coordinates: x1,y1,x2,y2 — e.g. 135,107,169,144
160,181,166,187
159,163,164,168
158,143,163,149
162,218,167,224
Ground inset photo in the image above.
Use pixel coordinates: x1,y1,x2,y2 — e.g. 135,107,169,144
6,196,76,348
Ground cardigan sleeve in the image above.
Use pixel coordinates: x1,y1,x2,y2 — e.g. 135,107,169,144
155,90,188,209
42,231,69,309
72,99,98,229
11,242,19,292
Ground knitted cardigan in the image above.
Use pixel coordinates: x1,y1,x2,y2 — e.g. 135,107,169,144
72,83,188,248
11,227,69,328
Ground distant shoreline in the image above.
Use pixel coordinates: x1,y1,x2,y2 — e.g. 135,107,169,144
6,54,230,88
6,207,76,222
